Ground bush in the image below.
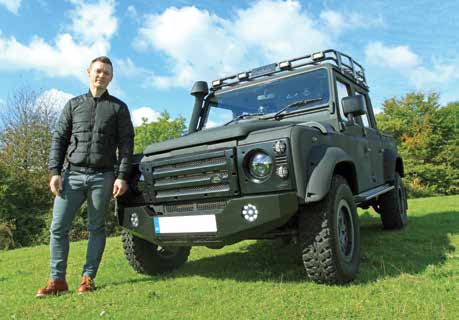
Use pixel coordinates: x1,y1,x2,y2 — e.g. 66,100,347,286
377,92,458,198
0,222,15,250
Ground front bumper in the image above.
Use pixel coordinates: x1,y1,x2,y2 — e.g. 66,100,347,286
117,192,298,247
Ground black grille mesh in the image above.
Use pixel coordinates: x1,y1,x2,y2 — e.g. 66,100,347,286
150,150,236,201
164,200,227,213
155,157,226,171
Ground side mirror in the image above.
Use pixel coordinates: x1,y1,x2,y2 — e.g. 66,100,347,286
342,95,366,117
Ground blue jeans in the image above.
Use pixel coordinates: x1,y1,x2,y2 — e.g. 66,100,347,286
49,170,115,280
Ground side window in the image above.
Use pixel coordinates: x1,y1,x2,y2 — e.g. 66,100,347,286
355,92,371,128
203,104,234,129
336,80,351,121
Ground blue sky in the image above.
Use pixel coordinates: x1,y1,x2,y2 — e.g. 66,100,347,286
0,0,458,126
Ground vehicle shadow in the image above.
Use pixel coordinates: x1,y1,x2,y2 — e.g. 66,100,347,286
176,210,458,284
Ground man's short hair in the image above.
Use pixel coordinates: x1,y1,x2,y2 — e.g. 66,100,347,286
90,56,113,69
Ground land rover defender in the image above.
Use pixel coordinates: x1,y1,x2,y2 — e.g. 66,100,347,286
116,49,407,284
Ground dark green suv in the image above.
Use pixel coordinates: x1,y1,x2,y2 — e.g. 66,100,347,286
117,49,408,284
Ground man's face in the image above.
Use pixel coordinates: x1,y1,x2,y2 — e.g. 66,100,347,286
87,61,113,91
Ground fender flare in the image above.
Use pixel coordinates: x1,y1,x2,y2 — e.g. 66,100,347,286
304,146,354,203
383,149,404,181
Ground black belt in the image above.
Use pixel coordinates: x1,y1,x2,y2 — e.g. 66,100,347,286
68,164,113,174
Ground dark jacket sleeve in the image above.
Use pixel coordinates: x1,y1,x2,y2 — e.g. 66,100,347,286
116,103,134,180
48,100,73,176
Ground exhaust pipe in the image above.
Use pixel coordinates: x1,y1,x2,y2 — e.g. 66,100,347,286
189,81,208,134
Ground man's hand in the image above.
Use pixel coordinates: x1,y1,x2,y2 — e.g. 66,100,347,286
113,179,128,198
49,175,63,196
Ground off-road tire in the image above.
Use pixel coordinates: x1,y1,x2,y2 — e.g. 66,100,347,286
377,172,408,229
121,230,191,275
299,175,360,284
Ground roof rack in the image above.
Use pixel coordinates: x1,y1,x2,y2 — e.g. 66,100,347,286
211,49,367,91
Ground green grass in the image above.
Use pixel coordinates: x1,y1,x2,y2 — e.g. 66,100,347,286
1,195,458,320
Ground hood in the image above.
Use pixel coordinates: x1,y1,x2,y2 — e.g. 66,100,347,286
143,119,293,155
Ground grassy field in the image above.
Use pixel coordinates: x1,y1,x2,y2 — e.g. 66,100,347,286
0,195,458,319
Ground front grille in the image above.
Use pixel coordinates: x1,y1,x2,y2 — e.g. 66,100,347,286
164,200,227,213
156,184,229,199
155,157,226,171
142,149,239,202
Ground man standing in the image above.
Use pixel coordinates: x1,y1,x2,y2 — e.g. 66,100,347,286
36,56,134,297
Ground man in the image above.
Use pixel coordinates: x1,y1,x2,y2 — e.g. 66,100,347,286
36,56,134,297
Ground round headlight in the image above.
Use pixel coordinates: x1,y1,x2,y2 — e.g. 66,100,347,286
249,152,273,179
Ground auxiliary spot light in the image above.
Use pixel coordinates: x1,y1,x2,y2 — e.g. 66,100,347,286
238,72,249,80
130,212,139,228
212,79,222,87
278,61,291,70
242,204,258,222
312,51,325,61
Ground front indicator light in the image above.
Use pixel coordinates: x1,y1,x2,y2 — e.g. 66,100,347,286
276,165,289,179
273,140,286,154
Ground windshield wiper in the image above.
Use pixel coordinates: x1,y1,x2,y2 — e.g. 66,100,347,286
273,98,323,120
224,112,265,126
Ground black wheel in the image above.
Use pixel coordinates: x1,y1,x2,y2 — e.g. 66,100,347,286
377,172,408,230
121,230,191,275
299,175,361,284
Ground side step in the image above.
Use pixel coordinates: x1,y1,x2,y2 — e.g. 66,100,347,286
354,184,394,205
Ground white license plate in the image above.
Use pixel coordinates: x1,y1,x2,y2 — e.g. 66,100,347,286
153,215,217,234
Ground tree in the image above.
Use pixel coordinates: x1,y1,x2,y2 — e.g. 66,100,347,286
376,92,458,196
134,111,186,154
0,87,59,247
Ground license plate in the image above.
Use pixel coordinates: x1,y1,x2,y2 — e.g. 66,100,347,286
153,215,217,234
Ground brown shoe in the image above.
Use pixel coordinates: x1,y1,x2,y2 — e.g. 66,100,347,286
77,276,95,294
36,279,69,298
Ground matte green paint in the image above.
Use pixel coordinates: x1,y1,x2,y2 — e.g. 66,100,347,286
117,58,403,246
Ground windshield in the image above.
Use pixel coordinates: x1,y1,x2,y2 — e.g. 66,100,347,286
204,68,330,128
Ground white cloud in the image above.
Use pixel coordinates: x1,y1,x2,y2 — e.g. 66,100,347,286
69,0,117,44
365,42,420,69
233,0,331,60
0,34,109,82
36,89,74,112
407,62,457,89
365,42,458,89
134,1,337,89
0,0,117,82
134,6,241,88
115,57,151,78
133,1,388,90
127,5,137,18
0,0,21,14
131,106,161,126
320,10,384,34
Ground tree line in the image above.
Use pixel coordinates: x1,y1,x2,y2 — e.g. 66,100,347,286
0,89,457,249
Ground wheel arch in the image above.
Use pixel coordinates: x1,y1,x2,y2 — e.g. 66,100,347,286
384,148,405,181
395,157,405,177
333,161,358,195
305,147,358,203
